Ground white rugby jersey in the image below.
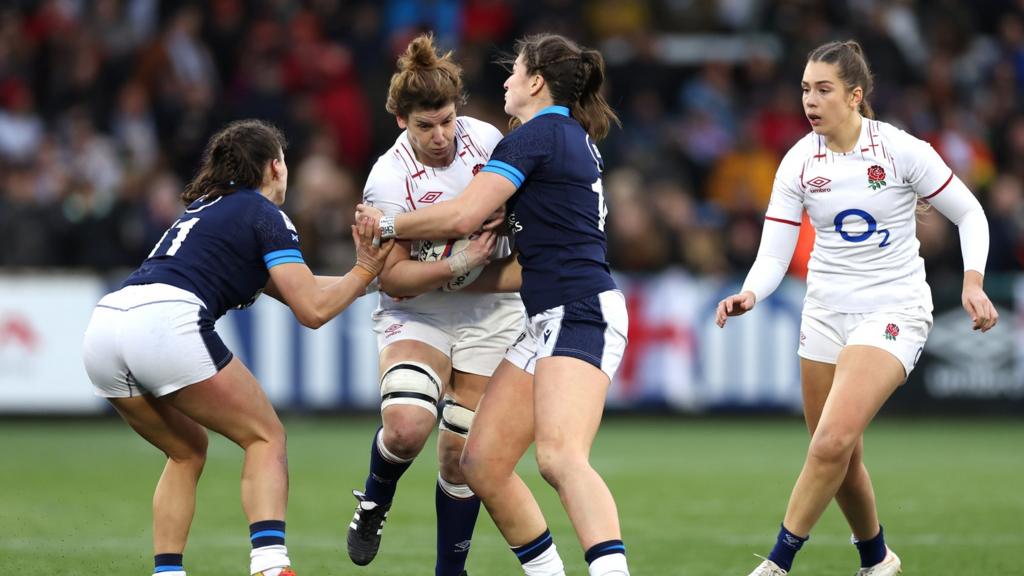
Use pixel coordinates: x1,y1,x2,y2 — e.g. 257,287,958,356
363,116,519,313
764,119,961,312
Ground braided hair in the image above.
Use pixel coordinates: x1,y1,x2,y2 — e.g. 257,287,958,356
505,34,620,141
181,119,287,205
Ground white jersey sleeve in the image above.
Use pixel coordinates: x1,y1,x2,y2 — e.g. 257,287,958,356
740,140,809,303
764,140,808,226
888,126,990,275
887,125,954,200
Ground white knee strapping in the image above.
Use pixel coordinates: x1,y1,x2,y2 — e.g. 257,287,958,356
438,396,475,438
380,361,442,417
437,472,475,499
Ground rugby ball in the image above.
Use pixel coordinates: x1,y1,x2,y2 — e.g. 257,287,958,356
415,236,484,291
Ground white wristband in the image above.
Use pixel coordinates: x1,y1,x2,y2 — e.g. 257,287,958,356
379,216,396,240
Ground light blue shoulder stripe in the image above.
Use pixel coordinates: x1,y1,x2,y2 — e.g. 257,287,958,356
482,160,525,188
264,248,304,269
264,248,302,265
265,256,304,269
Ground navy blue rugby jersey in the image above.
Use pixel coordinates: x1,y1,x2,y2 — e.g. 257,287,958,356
481,106,616,316
123,188,303,318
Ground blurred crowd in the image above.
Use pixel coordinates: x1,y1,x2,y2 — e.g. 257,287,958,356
1,0,1023,281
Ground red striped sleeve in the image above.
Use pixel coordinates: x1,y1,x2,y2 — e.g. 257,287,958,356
765,216,802,227
922,171,954,200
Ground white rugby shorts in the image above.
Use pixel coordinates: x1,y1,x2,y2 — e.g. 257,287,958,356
372,297,525,376
82,284,232,398
506,290,628,380
798,300,933,378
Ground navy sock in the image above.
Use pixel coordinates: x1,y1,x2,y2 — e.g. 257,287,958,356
154,553,183,573
364,427,413,504
250,519,286,549
512,528,554,564
768,524,808,572
585,539,626,564
435,479,481,576
855,525,887,568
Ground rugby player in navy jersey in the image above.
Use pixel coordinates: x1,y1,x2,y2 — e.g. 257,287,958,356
357,34,631,576
82,119,394,576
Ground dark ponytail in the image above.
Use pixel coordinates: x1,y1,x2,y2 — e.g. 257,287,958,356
507,34,621,141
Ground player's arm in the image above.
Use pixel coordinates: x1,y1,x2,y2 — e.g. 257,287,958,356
902,125,998,332
716,219,801,327
462,251,522,293
378,231,497,297
717,162,803,327
266,219,395,329
358,172,516,240
924,176,998,332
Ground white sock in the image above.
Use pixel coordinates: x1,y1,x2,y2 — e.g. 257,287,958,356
589,552,630,575
153,572,186,576
250,544,290,575
523,543,566,576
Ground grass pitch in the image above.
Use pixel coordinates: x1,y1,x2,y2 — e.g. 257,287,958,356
1,417,1021,575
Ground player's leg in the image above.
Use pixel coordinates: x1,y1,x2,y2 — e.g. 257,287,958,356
533,357,627,576
800,359,887,565
348,337,451,565
833,309,930,576
165,357,294,576
461,359,565,576
529,290,629,576
782,346,904,555
107,395,208,576
435,299,525,576
434,369,485,576
752,305,843,574
82,292,209,576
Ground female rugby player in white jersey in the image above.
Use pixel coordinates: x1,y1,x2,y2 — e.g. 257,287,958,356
358,33,631,576
344,34,525,576
82,119,393,576
716,40,999,576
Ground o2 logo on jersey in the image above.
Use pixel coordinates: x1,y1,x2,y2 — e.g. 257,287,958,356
833,208,891,248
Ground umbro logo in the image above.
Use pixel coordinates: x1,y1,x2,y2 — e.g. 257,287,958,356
806,176,832,193
419,191,443,203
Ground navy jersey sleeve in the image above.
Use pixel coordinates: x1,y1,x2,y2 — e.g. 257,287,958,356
481,121,553,189
251,199,305,269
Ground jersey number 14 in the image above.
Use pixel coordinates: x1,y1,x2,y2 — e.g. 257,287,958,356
587,136,607,231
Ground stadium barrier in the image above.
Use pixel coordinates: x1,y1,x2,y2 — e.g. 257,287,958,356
0,272,1019,414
